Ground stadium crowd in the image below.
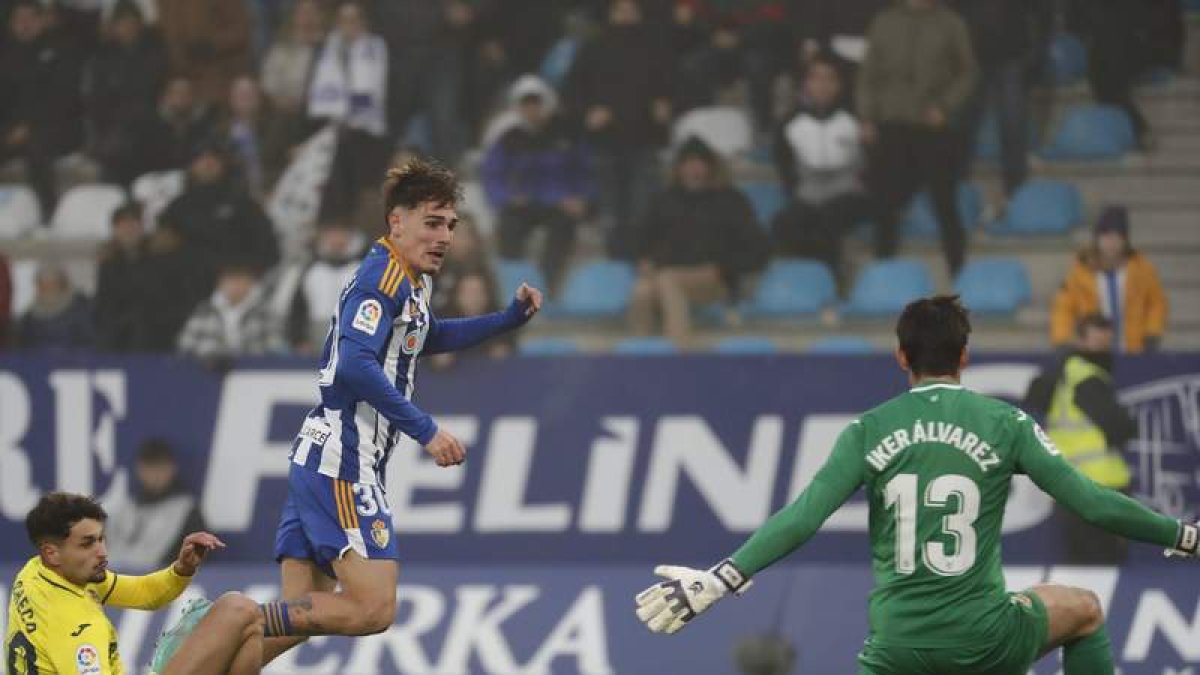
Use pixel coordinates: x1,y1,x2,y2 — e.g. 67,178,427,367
0,0,1182,353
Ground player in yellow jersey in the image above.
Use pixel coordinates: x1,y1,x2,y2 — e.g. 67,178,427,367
5,492,265,675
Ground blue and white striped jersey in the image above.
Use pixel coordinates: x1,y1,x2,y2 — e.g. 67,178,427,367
290,237,437,485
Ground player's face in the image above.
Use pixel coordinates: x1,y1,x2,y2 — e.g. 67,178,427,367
56,519,109,585
390,201,457,276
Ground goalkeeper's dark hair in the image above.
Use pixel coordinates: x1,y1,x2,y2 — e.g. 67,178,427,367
895,295,972,377
25,492,107,546
381,157,461,221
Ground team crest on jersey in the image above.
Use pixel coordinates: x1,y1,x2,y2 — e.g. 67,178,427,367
401,329,425,355
352,299,383,335
76,644,101,675
370,519,390,548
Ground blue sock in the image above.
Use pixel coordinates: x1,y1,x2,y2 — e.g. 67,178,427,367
259,602,293,637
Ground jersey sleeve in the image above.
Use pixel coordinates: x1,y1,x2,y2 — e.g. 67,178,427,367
422,298,530,356
731,421,866,575
91,566,190,610
1011,408,1180,548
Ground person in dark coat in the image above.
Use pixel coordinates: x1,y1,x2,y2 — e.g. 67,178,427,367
95,202,155,351
481,75,594,292
15,262,93,350
0,0,85,216
629,138,768,347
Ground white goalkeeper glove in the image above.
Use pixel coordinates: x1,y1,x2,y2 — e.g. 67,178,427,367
634,559,752,634
1165,522,1199,559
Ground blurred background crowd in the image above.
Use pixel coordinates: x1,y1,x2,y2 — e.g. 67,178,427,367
0,0,1193,359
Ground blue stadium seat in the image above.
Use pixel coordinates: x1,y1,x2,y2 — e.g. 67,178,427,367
744,259,836,318
613,336,679,355
1040,105,1135,160
902,183,984,237
519,337,582,356
555,260,636,319
843,259,934,317
989,179,1083,235
713,336,778,354
1046,33,1087,86
738,181,788,227
496,259,548,301
954,257,1032,315
806,335,876,354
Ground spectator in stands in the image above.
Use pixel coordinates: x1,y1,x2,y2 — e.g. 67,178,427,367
429,271,515,368
427,214,513,367
95,202,155,351
629,138,767,347
104,438,207,570
1023,314,1134,564
857,0,976,278
309,1,388,221
0,253,11,349
177,261,286,359
159,138,280,297
223,75,287,198
955,0,1050,198
370,0,473,164
284,221,363,353
771,55,866,289
139,223,207,352
85,1,168,186
564,0,672,259
1051,206,1167,353
0,0,85,217
1068,0,1153,148
260,0,325,151
15,262,93,350
482,75,593,293
138,77,215,177
791,0,890,88
158,0,251,105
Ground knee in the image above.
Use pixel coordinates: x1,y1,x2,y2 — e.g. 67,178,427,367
214,592,262,630
352,593,397,636
1078,590,1105,635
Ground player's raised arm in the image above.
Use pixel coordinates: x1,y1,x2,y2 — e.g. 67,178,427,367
422,282,542,355
1012,409,1198,556
100,532,224,610
635,421,866,634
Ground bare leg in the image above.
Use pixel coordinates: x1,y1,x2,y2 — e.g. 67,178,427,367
1031,583,1104,654
261,558,337,666
162,593,264,675
267,552,399,637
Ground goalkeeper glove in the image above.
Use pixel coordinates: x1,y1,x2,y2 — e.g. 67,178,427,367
634,559,752,634
1165,522,1199,559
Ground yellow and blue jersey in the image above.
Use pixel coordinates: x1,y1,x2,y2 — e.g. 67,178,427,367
5,557,190,675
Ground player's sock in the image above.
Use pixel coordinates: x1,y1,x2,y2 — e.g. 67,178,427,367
1062,623,1115,675
260,601,295,637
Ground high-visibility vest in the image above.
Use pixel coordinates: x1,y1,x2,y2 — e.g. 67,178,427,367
1046,355,1132,489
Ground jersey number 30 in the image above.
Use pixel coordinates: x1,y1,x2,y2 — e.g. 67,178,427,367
884,473,980,576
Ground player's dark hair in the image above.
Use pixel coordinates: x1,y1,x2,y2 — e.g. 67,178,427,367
381,157,461,219
895,295,972,377
25,492,107,546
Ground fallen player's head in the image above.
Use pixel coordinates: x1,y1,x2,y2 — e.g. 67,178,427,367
895,295,972,381
25,492,110,584
382,157,462,276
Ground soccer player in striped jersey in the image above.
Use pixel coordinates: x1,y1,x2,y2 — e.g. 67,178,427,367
257,159,542,658
635,296,1198,675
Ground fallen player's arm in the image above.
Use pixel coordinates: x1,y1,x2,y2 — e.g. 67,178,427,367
422,298,534,355
1013,410,1197,555
95,565,191,610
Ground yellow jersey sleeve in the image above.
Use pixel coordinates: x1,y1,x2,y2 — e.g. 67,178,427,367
88,566,190,611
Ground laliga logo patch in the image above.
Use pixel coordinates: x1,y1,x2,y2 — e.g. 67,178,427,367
352,299,383,335
76,644,100,675
371,519,390,548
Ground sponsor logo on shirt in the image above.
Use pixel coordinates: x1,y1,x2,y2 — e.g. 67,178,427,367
299,417,332,446
76,644,101,675
352,299,383,335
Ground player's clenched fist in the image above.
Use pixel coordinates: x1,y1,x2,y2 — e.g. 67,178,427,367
425,429,466,467
634,559,753,634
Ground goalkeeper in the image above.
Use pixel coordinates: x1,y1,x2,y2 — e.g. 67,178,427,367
636,296,1198,675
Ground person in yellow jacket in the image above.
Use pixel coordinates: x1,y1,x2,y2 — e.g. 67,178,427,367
1051,205,1168,353
1025,315,1139,563
6,492,265,675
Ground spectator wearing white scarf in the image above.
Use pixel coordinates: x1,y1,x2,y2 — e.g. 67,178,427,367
307,2,387,137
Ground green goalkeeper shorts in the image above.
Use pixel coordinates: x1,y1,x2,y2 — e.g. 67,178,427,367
857,590,1049,675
